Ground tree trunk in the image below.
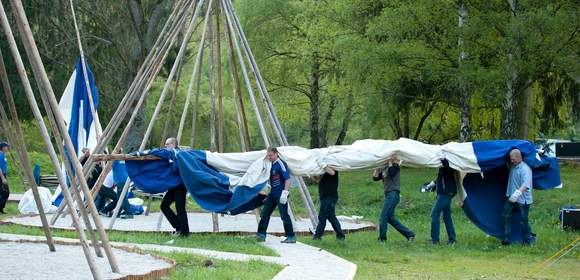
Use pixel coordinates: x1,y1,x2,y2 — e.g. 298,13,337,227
125,0,168,151
458,0,471,142
319,97,336,147
335,93,353,145
309,53,320,148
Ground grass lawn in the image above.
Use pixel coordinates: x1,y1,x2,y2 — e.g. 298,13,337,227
151,251,281,280
292,165,580,279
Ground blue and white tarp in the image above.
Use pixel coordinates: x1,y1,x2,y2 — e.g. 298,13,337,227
125,138,561,242
53,57,101,206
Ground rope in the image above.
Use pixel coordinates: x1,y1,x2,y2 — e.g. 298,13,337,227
530,236,580,277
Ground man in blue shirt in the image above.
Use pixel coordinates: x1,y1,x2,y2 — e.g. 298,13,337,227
502,148,534,245
0,142,10,214
257,147,295,243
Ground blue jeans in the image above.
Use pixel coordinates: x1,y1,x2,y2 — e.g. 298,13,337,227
502,200,532,244
117,184,133,215
257,194,294,238
431,194,456,242
314,198,345,239
379,191,415,240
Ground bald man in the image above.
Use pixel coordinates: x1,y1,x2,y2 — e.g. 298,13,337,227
502,149,533,245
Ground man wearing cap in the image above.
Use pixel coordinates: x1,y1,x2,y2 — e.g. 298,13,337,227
0,142,10,214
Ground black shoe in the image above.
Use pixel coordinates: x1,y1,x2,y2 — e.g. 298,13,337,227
378,237,386,243
407,236,415,242
120,213,134,219
0,210,5,214
501,240,510,246
312,236,321,241
337,236,346,241
448,240,456,245
428,239,440,245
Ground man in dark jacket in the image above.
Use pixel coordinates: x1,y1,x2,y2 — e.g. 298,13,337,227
311,168,345,240
373,157,415,242
430,159,457,245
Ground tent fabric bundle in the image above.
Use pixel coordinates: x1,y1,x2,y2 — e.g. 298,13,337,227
53,58,101,206
125,138,561,242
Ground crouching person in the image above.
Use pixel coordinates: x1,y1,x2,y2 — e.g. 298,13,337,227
257,147,295,243
311,168,345,241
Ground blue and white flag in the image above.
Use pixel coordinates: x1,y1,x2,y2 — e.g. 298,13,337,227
53,57,101,206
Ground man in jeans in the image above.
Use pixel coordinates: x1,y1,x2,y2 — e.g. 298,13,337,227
311,168,345,241
257,147,295,243
159,137,189,237
430,159,457,245
373,157,415,242
502,149,533,246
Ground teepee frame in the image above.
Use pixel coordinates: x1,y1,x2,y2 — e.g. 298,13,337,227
54,0,320,231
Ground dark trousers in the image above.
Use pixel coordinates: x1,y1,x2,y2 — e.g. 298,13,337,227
257,194,295,238
502,200,532,244
431,194,456,242
161,184,189,235
116,184,133,215
96,187,118,213
0,180,9,212
314,198,345,239
379,191,415,240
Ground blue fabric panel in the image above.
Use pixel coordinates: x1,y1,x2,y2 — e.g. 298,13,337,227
125,149,182,194
112,161,129,186
33,164,41,185
228,194,267,215
472,140,561,189
461,168,525,243
176,150,268,213
472,140,535,172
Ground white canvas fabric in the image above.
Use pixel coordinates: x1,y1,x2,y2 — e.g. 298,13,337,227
205,138,481,189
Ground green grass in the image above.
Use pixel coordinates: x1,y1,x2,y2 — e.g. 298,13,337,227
292,165,580,279
153,251,281,280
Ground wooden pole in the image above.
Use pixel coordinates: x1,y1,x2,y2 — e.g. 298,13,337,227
77,0,192,188
221,0,270,146
0,3,57,253
223,8,251,151
208,7,220,232
109,0,211,230
0,24,105,280
216,0,224,153
160,58,182,145
177,6,211,143
225,0,318,227
8,0,119,272
140,0,207,150
53,0,194,223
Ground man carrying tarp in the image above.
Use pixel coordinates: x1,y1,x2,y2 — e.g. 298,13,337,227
311,168,345,241
502,148,534,246
429,159,457,245
373,157,415,243
0,141,10,214
160,137,189,237
257,147,296,243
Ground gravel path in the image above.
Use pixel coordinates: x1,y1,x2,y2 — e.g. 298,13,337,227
0,234,173,280
0,233,357,280
6,212,373,234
